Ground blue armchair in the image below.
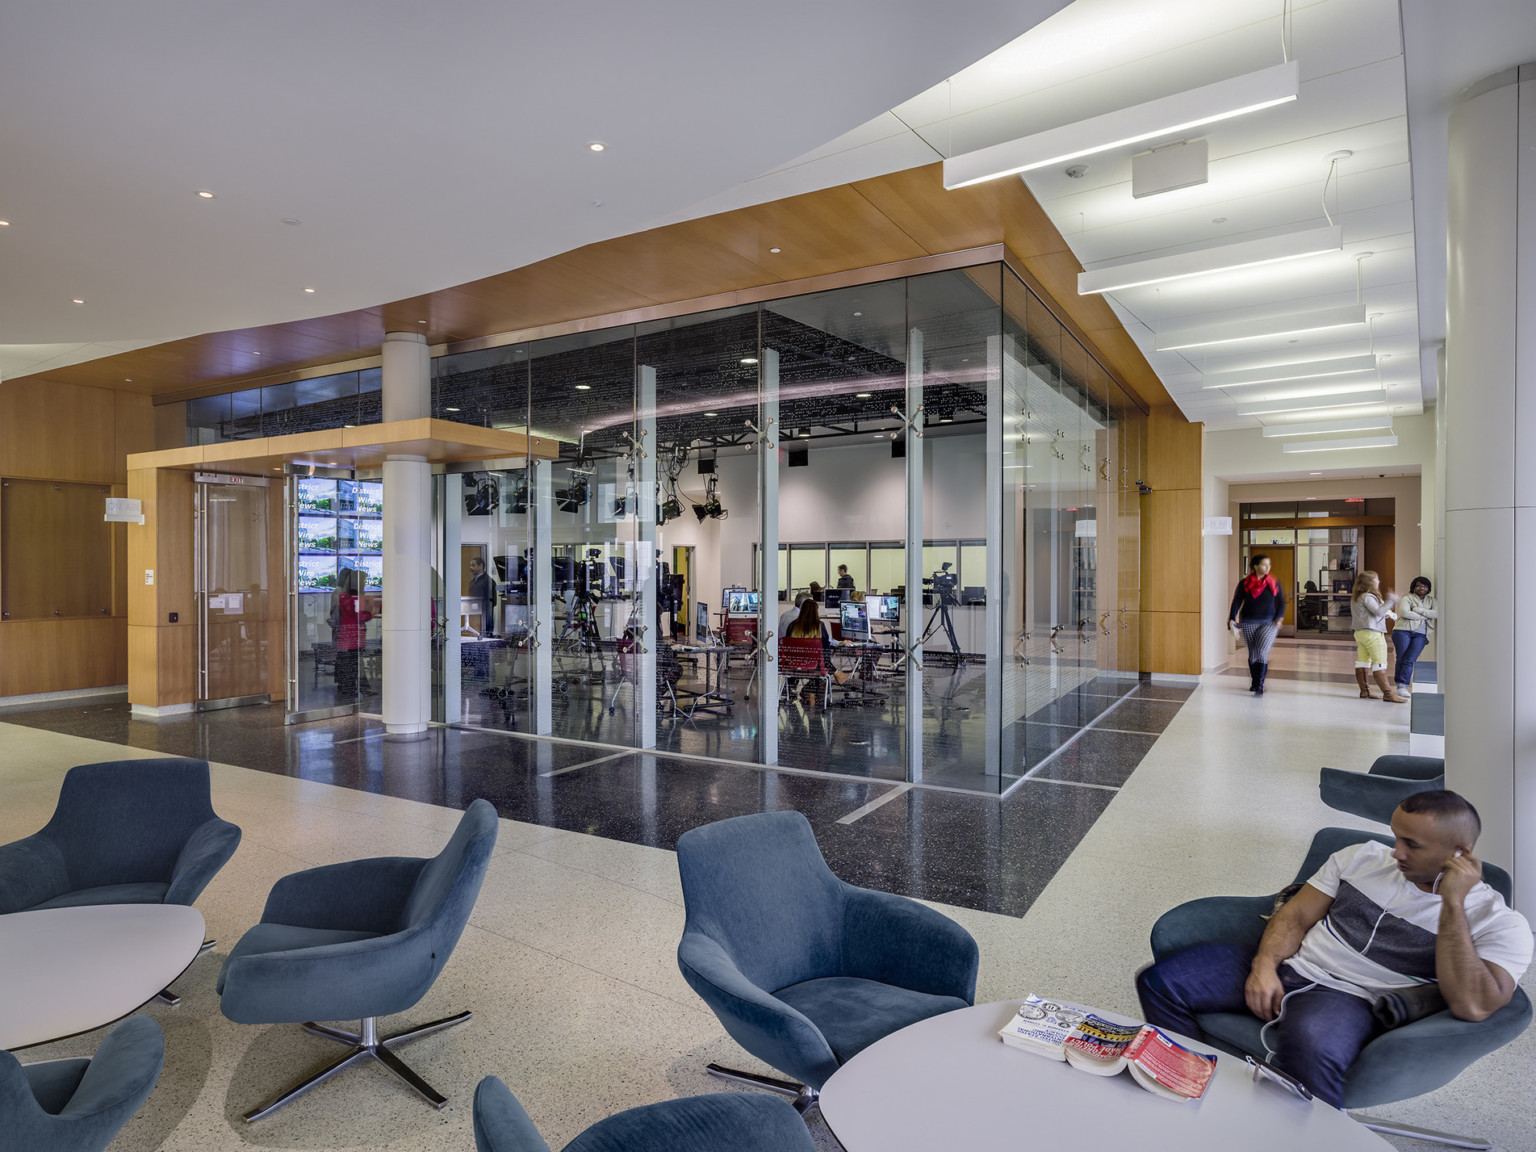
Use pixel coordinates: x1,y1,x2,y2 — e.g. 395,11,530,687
675,811,977,1111
472,1077,815,1152
0,757,241,914
0,1015,164,1152
1149,827,1530,1148
218,797,498,1121
1319,754,1445,826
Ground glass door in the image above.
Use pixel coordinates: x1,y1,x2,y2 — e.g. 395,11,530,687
195,474,273,708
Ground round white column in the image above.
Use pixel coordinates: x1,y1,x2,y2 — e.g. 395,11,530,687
1443,64,1536,907
381,332,432,740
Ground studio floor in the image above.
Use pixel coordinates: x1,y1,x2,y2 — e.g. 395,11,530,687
0,643,1526,1151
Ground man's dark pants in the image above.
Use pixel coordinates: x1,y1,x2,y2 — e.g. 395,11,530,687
1136,943,1380,1107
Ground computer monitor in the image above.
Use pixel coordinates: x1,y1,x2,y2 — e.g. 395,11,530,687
696,602,709,640
840,601,868,635
824,589,843,609
868,595,901,622
722,586,744,612
727,590,761,614
961,586,986,605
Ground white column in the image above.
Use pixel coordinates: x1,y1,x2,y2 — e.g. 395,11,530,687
532,458,553,734
637,365,658,748
381,331,432,740
905,327,925,783
1443,64,1536,907
759,348,780,765
985,334,1003,782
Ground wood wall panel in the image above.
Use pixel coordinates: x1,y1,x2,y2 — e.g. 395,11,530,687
1139,404,1203,675
1145,406,1204,491
1140,612,1202,676
113,393,155,483
127,622,196,706
154,401,188,451
1142,489,1203,614
0,618,122,695
0,380,118,484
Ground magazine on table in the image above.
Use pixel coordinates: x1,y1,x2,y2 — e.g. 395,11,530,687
999,996,1217,1102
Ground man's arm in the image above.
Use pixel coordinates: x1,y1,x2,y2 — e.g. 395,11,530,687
1246,884,1334,1020
1434,853,1517,1021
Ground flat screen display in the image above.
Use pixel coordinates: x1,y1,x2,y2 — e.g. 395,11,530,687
296,478,338,514
297,555,338,591
296,514,340,552
867,595,901,622
727,590,760,614
840,602,868,633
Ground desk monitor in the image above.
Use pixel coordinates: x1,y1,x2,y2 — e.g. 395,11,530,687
840,601,868,636
722,586,745,611
696,602,710,641
961,586,986,605
727,589,761,614
824,589,843,609
868,595,901,623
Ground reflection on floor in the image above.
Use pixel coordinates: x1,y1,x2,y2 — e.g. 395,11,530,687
0,645,1523,1150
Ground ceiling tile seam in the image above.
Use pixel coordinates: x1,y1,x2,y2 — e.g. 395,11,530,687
845,182,940,258
760,113,919,177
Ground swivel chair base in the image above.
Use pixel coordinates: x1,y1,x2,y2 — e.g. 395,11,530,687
705,1062,819,1114
244,1010,471,1122
1354,1115,1491,1150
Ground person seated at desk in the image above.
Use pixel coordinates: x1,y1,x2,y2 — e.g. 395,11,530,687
1135,790,1532,1108
836,564,855,591
784,600,851,699
778,592,810,640
808,580,824,605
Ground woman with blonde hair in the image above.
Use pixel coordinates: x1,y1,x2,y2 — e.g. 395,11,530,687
1351,570,1405,703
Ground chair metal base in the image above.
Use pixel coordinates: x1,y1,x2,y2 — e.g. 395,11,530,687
156,939,219,1006
243,1011,472,1122
705,1062,819,1114
1353,1115,1491,1150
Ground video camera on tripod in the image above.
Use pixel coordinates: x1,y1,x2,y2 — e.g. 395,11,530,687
574,548,606,603
923,562,960,607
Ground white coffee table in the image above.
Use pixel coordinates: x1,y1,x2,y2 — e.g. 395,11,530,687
0,904,205,1049
819,1001,1390,1151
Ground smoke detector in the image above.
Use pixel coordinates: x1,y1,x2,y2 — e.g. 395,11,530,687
1064,164,1090,179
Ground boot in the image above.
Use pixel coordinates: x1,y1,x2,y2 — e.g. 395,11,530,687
1356,668,1374,699
1374,670,1407,704
1255,662,1268,696
1248,661,1260,692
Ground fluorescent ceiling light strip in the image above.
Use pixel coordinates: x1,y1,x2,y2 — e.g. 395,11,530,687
1233,378,1384,403
1237,393,1386,416
943,60,1299,189
1261,417,1394,438
1281,436,1399,453
1079,225,1340,295
1156,304,1367,352
1201,354,1378,390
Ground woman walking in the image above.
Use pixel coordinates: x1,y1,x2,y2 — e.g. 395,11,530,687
1229,554,1286,695
1351,570,1406,703
1392,576,1437,695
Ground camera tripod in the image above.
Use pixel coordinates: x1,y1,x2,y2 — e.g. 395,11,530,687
918,589,965,666
553,590,606,684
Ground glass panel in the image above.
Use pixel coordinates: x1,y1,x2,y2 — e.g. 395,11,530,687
0,479,113,619
1248,528,1296,545
869,543,905,595
202,481,272,701
828,545,865,595
788,544,826,599
186,393,232,445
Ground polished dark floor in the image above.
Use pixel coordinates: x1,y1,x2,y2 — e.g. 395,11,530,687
0,679,1189,917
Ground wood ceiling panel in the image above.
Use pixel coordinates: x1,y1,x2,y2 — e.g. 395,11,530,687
15,165,1168,414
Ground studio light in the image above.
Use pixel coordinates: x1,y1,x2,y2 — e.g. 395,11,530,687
1281,436,1399,453
1156,304,1366,352
691,476,728,522
943,60,1299,190
1260,417,1393,438
1078,225,1341,296
1200,354,1379,390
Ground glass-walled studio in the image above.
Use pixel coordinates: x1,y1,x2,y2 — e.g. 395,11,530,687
186,261,1147,792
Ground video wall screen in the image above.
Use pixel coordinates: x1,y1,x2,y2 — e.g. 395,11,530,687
295,479,383,592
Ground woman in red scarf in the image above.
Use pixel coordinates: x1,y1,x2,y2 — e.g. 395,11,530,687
1229,554,1286,695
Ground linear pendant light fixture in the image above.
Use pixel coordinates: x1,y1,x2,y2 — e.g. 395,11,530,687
1155,303,1367,352
943,60,1300,190
1200,354,1378,390
1237,392,1386,417
1078,225,1340,295
1261,416,1394,438
1281,435,1398,453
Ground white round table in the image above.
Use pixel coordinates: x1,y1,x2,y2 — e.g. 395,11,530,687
819,1001,1391,1151
0,904,205,1050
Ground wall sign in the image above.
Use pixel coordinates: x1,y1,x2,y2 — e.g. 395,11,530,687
1202,516,1233,536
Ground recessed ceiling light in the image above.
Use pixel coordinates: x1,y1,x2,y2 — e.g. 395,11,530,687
444,407,460,412
281,217,301,225
939,416,954,424
71,298,84,304
741,357,759,365
124,378,132,382
1306,496,1317,500
0,220,10,227
856,392,873,398
798,430,811,438
344,424,355,428
769,247,781,254
854,311,863,317
417,319,427,324
250,350,261,356
303,287,316,293
196,190,216,199
1310,471,1323,475
705,411,718,418
575,384,592,391
588,142,606,152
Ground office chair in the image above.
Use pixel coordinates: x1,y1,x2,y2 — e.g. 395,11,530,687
1148,827,1529,1149
218,799,498,1121
676,811,977,1112
0,1016,164,1152
472,1077,815,1152
1319,754,1445,826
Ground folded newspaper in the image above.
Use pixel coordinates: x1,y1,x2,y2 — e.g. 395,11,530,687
999,997,1217,1102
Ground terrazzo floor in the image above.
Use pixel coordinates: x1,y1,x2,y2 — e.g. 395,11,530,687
1,644,1528,1151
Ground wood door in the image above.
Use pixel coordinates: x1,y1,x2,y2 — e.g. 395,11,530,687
1266,548,1296,633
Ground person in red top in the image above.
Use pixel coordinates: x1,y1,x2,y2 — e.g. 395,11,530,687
335,568,374,697
1229,554,1286,696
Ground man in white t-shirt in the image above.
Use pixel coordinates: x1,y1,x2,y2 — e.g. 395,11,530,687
1136,791,1532,1107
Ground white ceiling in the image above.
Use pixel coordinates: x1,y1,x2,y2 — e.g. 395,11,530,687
0,0,1069,381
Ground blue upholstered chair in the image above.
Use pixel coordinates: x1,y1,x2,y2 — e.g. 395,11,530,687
0,757,241,914
0,1015,164,1152
675,810,978,1112
1149,827,1530,1148
1319,754,1445,826
472,1077,816,1152
218,798,498,1121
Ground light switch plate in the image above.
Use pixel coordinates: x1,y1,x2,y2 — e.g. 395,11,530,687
144,570,155,585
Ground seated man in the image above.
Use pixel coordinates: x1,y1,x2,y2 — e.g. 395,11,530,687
1136,790,1531,1108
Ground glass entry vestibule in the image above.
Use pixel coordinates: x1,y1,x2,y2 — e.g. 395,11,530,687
423,262,1148,793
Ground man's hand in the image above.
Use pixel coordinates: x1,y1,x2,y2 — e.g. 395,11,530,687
1245,963,1286,1021
1436,850,1482,905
